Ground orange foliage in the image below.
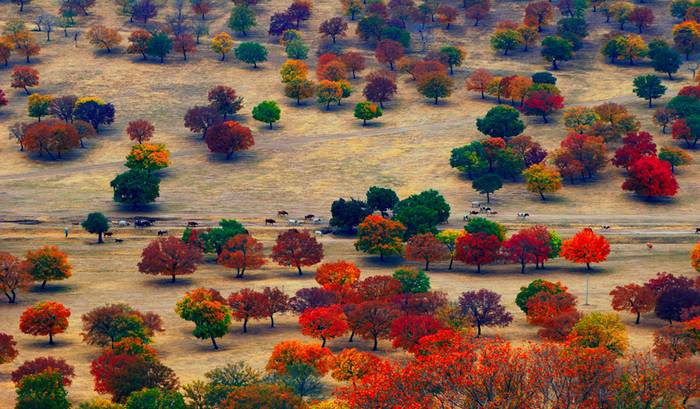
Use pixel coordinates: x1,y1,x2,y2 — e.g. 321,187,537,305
315,260,361,288
19,301,71,344
561,228,610,270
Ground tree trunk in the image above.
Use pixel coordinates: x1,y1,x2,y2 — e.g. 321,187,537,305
586,262,591,270
49,332,54,344
243,318,248,333
321,337,326,347
270,315,275,328
476,323,481,337
521,260,526,274
171,275,176,283
372,335,378,351
297,264,303,275
211,336,219,349
476,264,481,274
486,192,490,203
448,256,454,270
41,279,47,289
425,260,429,270
348,330,355,342
98,232,103,243
635,311,641,325
540,191,546,200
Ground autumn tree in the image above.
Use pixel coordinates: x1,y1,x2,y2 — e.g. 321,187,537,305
205,121,254,159
20,301,71,344
561,228,610,270
126,119,154,143
524,1,553,32
271,229,323,275
176,288,232,349
316,80,343,109
138,236,202,282
261,287,289,328
612,131,657,170
285,78,315,104
316,260,361,288
73,97,115,132
346,300,399,350
552,132,607,182
491,28,522,55
523,163,562,200
330,348,378,387
87,25,122,53
299,304,349,347
27,93,53,122
405,232,449,270
82,212,110,243
459,289,513,336
653,325,695,361
363,70,397,108
81,303,163,347
454,232,501,273
417,72,454,104
0,333,18,365
354,215,405,261
11,66,39,95
127,30,152,59
184,105,222,139
465,68,493,99
523,90,564,122
568,312,628,355
319,17,347,43
610,284,655,324
673,20,700,60
210,32,234,60
25,245,72,289
390,314,443,352
465,0,490,26
0,252,30,303
655,287,700,324
622,156,679,198
354,101,383,125
228,288,267,333
217,234,265,278
340,52,365,79
659,146,692,173
15,371,70,409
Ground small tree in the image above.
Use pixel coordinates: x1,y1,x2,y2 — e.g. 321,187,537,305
25,246,72,289
633,74,666,108
491,29,522,55
176,288,232,349
11,66,39,95
522,90,564,122
81,212,110,243
235,42,268,68
145,31,172,63
299,305,349,347
87,25,122,53
81,303,163,347
476,105,525,138
261,287,290,328
228,288,267,333
319,16,347,43
217,234,265,278
210,32,234,60
472,173,502,203
229,5,256,36
658,146,692,173
205,121,254,159
284,78,315,105
208,85,243,119
252,100,281,129
354,215,405,261
0,252,30,303
610,284,655,324
110,169,160,209
541,35,573,70
16,371,70,409
126,119,154,143
0,333,18,365
523,163,562,200
27,94,53,122
363,70,397,108
568,312,628,355
561,228,610,270
465,68,493,99
458,289,513,337
20,301,71,344
417,72,454,104
271,229,323,275
354,101,383,126
405,233,449,270
138,236,202,282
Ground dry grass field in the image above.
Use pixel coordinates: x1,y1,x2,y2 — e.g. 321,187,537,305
0,0,699,405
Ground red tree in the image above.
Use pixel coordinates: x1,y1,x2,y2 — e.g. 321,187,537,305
208,85,244,118
0,89,7,110
228,288,267,333
665,359,700,406
11,66,39,95
315,260,361,287
184,105,223,139
138,236,202,282
0,333,18,365
357,275,403,301
271,229,323,275
126,119,155,143
363,70,397,108
465,1,490,26
347,300,399,350
405,233,449,270
319,16,348,44
622,156,679,198
205,121,254,159
0,251,31,303
19,301,71,344
502,228,550,274
610,283,655,324
524,1,553,31
389,314,443,352
11,357,75,386
217,234,265,278
561,228,610,270
629,6,654,33
612,131,657,169
375,39,404,70
454,232,501,273
23,120,81,159
260,286,289,328
299,304,349,347
671,118,699,148
522,90,564,123
340,52,365,78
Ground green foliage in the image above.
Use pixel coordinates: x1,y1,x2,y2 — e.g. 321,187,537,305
532,72,557,84
110,169,160,209
273,363,323,399
464,217,506,241
556,17,588,51
666,95,700,117
476,105,525,138
235,42,268,67
450,142,488,178
541,35,573,69
252,100,281,128
229,5,256,36
549,230,562,258
78,398,124,409
491,29,522,55
648,40,682,79
393,190,450,238
366,186,398,215
354,101,383,125
125,388,186,409
392,268,431,293
16,370,70,409
633,74,666,107
195,219,246,254
146,31,172,63
285,39,309,60
381,26,410,48
82,212,110,243
472,173,502,202
439,45,464,73
515,278,567,313
330,198,370,232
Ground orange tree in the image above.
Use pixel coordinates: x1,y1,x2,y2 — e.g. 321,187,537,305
138,236,202,282
271,229,323,275
330,348,379,387
175,288,231,349
610,283,655,324
217,234,266,279
561,228,611,270
0,251,31,303
315,260,361,288
24,246,72,289
405,232,449,270
691,241,700,272
125,143,170,172
0,333,18,365
299,304,349,347
354,215,406,261
19,301,71,344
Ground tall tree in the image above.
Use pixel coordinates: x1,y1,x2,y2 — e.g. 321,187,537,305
138,237,202,282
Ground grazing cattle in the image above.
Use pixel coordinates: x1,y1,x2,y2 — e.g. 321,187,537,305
187,221,198,227
118,220,129,227
135,219,153,227
314,230,324,236
157,230,168,236
470,210,480,215
265,218,276,225
471,201,480,208
104,232,114,237
463,214,470,221
288,219,300,226
517,212,530,219
489,211,498,216
114,238,124,243
278,210,289,217
601,225,610,230
304,214,315,221
313,217,323,224
646,242,653,250
480,206,491,213
696,227,700,234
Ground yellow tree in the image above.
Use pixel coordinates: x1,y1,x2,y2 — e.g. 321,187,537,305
523,163,562,200
210,32,234,61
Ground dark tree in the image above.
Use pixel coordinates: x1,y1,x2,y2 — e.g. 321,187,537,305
208,86,243,119
81,212,110,243
458,289,513,336
366,186,399,216
655,287,700,324
329,198,370,232
110,169,160,209
184,105,223,139
319,16,347,44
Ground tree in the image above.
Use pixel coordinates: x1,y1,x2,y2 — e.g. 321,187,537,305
375,39,403,70
15,370,70,409
470,173,502,204
73,97,115,132
82,212,110,243
629,6,654,33
284,78,315,105
252,100,280,129
125,388,186,409
633,75,666,108
24,246,72,289
454,232,501,274
176,288,232,349
649,41,682,79
299,305,349,347
393,189,450,238
347,301,399,350
126,119,154,143
465,217,506,242
466,68,493,99
218,234,265,278
110,169,160,209
131,0,160,23
317,80,343,109
138,236,202,282
389,314,443,352
235,42,267,68
0,40,11,67
173,33,197,61
523,163,562,200
652,325,695,361
127,30,152,60
11,66,39,95
125,143,170,172
364,186,397,217
0,333,18,365
524,1,554,31
459,289,513,336
568,312,628,355
20,301,71,344
221,384,304,408
672,116,700,148
205,121,254,159
145,31,171,63
655,287,700,324
329,198,370,232
87,25,122,53
466,1,490,26
354,215,405,261
13,32,41,63
391,268,430,293
210,32,234,60
228,5,256,36
417,72,454,104
622,156,679,198
184,106,223,139
81,303,163,347
673,21,700,60
280,59,308,83
522,90,564,122
288,0,313,27
271,229,323,275
315,260,361,288
405,233,449,270
0,252,30,303
476,105,525,138
289,287,338,313
319,16,347,43
491,29,522,55
354,101,383,126
26,93,52,122
184,219,247,255
11,357,75,387
541,35,573,70
330,348,378,387
610,284,655,324
356,15,386,41
515,279,567,313
659,146,692,173
208,85,243,119
363,70,397,108
268,12,296,36
261,287,289,328
612,131,657,170
339,52,365,79
561,228,610,270
228,288,267,333
502,228,547,274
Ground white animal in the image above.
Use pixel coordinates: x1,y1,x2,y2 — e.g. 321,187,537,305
288,219,301,226
313,217,323,224
118,220,129,227
517,212,530,219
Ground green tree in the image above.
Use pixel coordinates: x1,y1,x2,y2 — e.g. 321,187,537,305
464,217,506,241
472,173,502,203
393,189,450,238
541,35,573,70
125,388,186,409
476,105,525,138
176,288,232,350
439,45,465,74
27,94,53,122
353,101,383,126
633,74,666,108
16,370,70,409
285,39,308,60
81,212,110,243
228,5,256,36
235,42,268,68
110,169,160,209
184,219,246,255
252,100,281,129
491,29,522,55
515,278,567,312
450,142,488,179
146,31,172,63
329,198,370,232
366,186,398,216
392,268,430,293
417,73,454,104
648,40,681,79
